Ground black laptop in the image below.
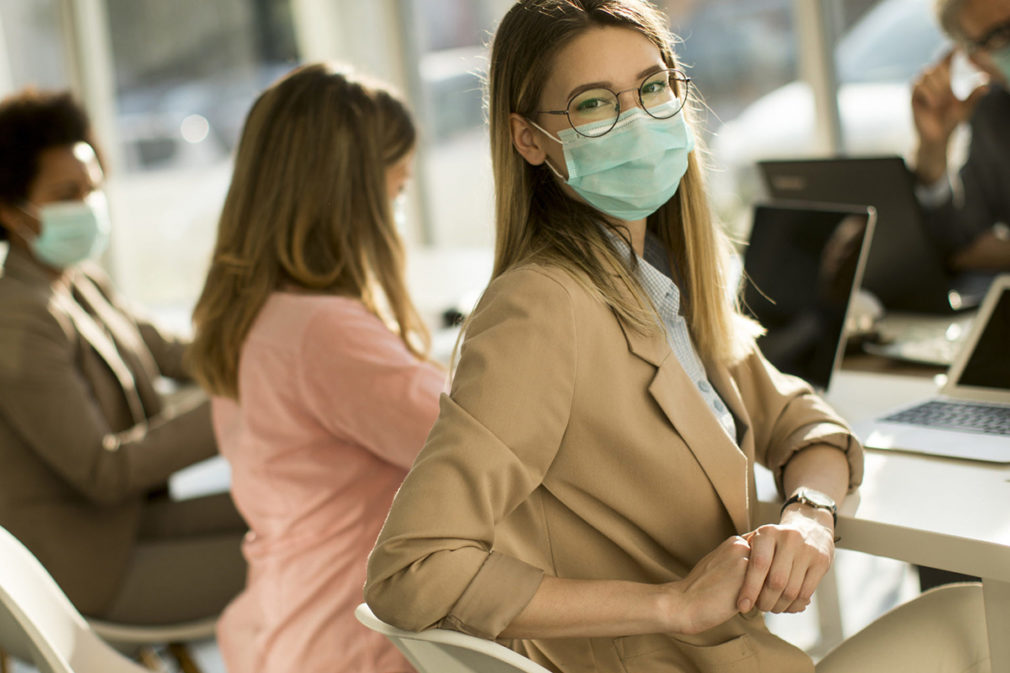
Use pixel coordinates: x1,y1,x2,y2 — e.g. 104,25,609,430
742,202,875,392
758,156,982,314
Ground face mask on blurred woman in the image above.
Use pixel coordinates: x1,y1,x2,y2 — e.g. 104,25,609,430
992,45,1010,84
18,191,111,269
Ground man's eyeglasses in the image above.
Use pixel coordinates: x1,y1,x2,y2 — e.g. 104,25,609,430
536,68,692,139
965,18,1010,53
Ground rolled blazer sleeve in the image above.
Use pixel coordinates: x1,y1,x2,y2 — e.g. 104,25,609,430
365,267,577,638
0,308,216,506
732,347,863,497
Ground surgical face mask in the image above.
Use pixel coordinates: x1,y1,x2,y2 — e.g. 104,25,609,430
530,102,695,221
991,45,1010,85
20,192,111,268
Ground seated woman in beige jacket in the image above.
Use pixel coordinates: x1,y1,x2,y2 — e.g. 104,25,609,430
364,2,989,672
0,89,245,624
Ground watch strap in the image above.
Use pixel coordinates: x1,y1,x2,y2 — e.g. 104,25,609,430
780,491,838,526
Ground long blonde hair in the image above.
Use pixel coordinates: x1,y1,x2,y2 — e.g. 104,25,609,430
487,0,758,364
189,63,429,399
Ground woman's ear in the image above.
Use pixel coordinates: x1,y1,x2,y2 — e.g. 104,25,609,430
509,113,549,166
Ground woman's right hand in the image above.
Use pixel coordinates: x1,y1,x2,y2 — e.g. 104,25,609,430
662,536,751,636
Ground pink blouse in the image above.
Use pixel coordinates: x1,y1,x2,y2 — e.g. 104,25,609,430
212,293,444,673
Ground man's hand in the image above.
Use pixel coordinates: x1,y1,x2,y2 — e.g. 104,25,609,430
736,508,835,614
912,49,989,184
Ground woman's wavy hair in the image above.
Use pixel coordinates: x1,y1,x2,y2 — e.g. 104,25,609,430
486,0,760,364
189,63,428,398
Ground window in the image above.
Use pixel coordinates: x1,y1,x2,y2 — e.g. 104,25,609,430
399,0,508,248
102,0,299,329
0,0,69,93
668,0,799,235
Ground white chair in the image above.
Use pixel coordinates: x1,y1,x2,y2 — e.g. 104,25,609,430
354,603,552,673
89,618,217,673
0,525,148,673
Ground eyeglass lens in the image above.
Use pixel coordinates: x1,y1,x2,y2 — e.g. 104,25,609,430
976,20,1010,52
567,69,689,138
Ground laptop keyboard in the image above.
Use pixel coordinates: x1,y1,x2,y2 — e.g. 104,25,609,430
883,400,1010,436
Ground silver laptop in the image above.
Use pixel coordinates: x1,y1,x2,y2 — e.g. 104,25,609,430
856,274,1010,463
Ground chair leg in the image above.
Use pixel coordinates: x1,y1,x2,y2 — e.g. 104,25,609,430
167,642,204,673
138,646,167,672
0,648,10,673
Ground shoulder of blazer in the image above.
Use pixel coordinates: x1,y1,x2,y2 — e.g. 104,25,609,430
0,273,75,344
484,262,605,312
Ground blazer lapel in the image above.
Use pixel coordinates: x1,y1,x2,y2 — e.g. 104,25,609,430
618,318,751,535
72,276,163,417
707,361,758,528
3,248,147,424
52,290,148,425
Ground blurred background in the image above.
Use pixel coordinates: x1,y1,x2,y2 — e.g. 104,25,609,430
0,0,950,329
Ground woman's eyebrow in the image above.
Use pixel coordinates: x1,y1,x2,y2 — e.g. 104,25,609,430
564,64,668,101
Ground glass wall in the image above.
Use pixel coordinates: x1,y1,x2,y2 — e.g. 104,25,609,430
667,0,799,236
400,0,509,249
0,0,68,93
2,0,946,324
103,0,299,329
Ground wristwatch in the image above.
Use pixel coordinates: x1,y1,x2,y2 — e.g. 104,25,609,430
780,487,837,526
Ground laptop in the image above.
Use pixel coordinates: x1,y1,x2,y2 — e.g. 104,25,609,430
758,157,983,315
855,274,1010,463
742,202,875,393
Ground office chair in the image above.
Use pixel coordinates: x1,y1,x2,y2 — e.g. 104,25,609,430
89,617,216,673
354,603,552,673
0,525,148,673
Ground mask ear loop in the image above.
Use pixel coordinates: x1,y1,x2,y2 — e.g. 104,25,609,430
524,118,567,181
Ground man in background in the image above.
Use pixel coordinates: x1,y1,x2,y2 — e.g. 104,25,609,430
912,0,1010,271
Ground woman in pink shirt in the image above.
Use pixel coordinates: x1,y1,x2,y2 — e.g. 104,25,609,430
188,63,442,673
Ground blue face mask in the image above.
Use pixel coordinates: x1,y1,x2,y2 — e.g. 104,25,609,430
991,45,1010,84
531,103,695,221
21,192,111,269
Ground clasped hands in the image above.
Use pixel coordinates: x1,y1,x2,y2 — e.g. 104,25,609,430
672,508,835,635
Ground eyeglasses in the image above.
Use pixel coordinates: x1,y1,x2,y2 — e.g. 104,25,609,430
964,18,1010,53
536,68,692,138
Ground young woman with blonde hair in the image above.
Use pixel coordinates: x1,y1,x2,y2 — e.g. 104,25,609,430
364,2,988,672
189,63,442,673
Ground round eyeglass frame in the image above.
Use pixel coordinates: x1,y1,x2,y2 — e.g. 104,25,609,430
535,68,692,138
964,18,1010,54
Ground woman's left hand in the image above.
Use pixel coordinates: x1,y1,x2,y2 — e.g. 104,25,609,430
735,509,835,614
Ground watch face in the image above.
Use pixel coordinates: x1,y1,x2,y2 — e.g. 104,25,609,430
798,487,835,509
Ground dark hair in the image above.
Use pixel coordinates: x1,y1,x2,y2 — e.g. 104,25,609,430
0,89,95,239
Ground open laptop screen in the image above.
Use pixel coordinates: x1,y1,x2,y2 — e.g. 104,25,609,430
955,288,1010,390
758,157,959,314
743,203,873,391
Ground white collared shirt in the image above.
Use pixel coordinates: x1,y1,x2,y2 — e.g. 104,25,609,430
611,230,738,443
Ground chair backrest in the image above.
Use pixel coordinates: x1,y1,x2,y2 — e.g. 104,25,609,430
354,603,553,673
0,526,148,673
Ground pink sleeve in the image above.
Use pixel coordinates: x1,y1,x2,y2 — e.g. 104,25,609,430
297,302,444,470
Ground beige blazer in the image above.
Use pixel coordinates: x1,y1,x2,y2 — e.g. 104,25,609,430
0,247,216,615
366,263,863,673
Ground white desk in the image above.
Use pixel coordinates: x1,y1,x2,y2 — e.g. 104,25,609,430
757,370,1010,670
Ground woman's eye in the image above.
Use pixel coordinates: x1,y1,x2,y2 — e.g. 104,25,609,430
575,97,608,111
642,80,669,95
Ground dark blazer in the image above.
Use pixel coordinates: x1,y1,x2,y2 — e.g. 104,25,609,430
922,85,1010,257
0,246,216,615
